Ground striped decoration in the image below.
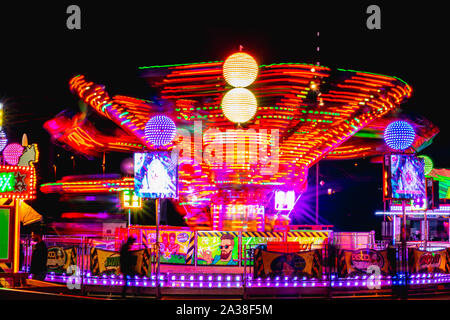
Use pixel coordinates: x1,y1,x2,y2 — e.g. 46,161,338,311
241,232,284,238
286,231,329,238
141,248,150,276
185,234,195,265
337,250,348,277
253,248,264,279
197,231,239,237
68,247,77,267
142,230,148,248
90,248,99,275
311,250,323,278
141,233,150,276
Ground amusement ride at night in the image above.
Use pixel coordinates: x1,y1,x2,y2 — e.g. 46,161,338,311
1,49,450,299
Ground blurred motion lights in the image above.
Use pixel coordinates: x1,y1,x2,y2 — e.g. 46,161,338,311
221,88,257,123
144,115,177,147
383,120,415,151
223,52,258,87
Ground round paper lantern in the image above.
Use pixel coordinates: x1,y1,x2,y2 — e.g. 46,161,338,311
144,115,177,147
221,88,257,123
0,130,7,152
418,155,433,175
223,52,258,87
383,121,415,151
3,143,24,165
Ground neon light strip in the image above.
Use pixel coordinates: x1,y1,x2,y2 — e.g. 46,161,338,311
375,211,449,216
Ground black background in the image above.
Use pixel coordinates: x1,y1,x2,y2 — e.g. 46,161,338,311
0,1,446,233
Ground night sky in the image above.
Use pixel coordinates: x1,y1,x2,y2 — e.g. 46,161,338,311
0,2,446,234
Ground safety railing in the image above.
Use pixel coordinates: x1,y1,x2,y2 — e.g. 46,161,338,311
18,234,450,298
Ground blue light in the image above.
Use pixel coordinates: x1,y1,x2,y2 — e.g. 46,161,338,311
145,115,177,147
384,121,415,150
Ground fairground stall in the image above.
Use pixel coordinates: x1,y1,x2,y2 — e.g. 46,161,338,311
16,50,450,298
0,127,42,287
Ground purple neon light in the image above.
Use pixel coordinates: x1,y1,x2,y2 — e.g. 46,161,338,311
384,120,415,150
44,272,450,290
144,115,177,147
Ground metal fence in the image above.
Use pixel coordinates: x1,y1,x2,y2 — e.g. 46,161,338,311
19,233,450,298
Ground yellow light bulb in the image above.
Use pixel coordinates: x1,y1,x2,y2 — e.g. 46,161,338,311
221,88,257,123
223,52,258,87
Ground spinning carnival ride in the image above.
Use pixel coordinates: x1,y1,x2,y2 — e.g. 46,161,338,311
42,52,438,231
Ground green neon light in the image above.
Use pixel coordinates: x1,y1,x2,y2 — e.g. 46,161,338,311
259,62,329,69
418,155,433,175
336,68,410,86
353,131,381,139
138,60,224,70
102,102,112,113
0,172,15,193
0,209,11,260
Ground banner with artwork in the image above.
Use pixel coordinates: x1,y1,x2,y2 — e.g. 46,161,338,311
408,248,450,274
241,232,284,266
143,229,194,264
286,230,330,251
46,246,77,274
253,248,322,278
337,249,394,277
196,231,240,266
90,248,149,276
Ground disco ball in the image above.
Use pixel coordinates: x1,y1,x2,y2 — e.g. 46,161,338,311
221,88,257,123
418,155,433,175
383,120,415,151
3,143,24,165
0,130,7,152
144,115,177,147
223,52,258,88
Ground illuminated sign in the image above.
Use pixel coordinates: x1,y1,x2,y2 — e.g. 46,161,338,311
410,197,427,211
0,165,37,200
196,231,239,266
122,190,142,208
275,190,295,211
0,207,14,262
134,152,178,199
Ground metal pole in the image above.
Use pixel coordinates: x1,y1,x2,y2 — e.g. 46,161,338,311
316,162,319,225
401,199,408,298
128,208,131,227
155,198,161,298
81,237,85,295
423,210,427,251
243,244,247,299
13,200,21,273
102,152,105,174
